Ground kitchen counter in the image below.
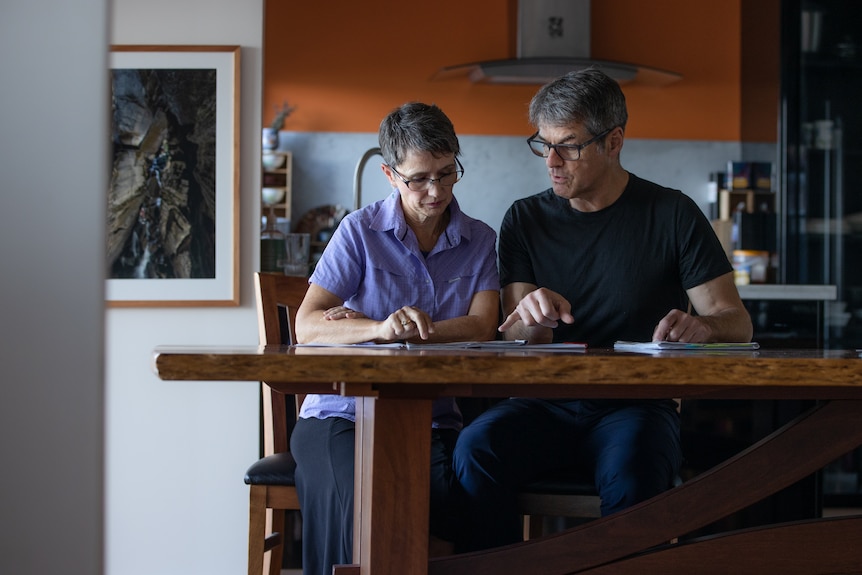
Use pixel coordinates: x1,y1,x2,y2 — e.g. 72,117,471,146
737,284,837,301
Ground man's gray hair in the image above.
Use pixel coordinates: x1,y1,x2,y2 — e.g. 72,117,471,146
529,68,628,136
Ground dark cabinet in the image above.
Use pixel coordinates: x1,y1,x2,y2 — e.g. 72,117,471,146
780,0,862,349
681,3,862,536
779,0,862,507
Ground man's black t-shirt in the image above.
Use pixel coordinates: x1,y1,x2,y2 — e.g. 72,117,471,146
499,173,732,348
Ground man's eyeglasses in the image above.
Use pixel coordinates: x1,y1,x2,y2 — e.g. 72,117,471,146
388,158,465,192
526,127,614,161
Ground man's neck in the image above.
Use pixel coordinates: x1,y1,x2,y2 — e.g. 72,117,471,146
569,168,630,213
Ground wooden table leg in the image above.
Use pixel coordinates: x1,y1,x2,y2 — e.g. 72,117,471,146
355,396,432,575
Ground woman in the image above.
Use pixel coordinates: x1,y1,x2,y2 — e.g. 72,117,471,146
291,102,500,575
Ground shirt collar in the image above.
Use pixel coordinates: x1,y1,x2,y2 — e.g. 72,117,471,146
370,192,469,249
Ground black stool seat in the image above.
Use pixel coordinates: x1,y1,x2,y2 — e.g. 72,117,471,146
244,452,297,486
522,477,597,496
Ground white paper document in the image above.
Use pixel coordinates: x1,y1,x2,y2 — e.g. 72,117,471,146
294,340,530,350
405,340,529,350
614,341,760,352
294,340,588,352
518,342,587,352
406,340,586,352
293,342,405,349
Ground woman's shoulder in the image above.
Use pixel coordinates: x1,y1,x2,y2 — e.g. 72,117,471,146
339,196,395,232
451,201,497,243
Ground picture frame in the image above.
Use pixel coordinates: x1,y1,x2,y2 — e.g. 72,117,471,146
106,45,240,307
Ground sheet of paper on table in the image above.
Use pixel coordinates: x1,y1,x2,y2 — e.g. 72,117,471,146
294,340,587,352
294,342,406,349
614,341,760,352
406,340,586,352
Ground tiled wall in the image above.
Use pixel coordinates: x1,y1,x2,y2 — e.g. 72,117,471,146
277,132,776,236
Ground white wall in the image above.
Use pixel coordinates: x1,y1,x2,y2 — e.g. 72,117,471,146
1,1,108,574
108,1,263,574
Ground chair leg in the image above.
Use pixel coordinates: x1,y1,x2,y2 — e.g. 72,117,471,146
268,509,286,575
248,486,267,575
523,514,546,541
429,535,454,557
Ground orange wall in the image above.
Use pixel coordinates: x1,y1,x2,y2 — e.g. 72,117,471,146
265,0,751,140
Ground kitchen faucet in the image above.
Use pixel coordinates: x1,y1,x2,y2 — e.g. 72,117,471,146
352,147,382,211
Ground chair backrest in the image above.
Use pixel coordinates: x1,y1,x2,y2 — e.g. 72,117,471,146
253,272,310,457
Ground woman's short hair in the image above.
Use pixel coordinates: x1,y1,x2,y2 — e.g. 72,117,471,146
379,102,461,168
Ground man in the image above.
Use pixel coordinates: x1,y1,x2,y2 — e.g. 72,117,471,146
452,68,752,552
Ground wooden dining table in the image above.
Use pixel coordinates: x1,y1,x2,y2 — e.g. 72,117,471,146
152,345,862,575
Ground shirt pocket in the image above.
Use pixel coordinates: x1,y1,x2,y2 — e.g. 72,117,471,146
356,257,430,319
433,272,480,318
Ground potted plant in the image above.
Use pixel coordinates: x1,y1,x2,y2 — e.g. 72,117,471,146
262,101,296,150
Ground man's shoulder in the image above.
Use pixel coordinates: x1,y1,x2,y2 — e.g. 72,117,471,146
624,173,694,210
508,188,557,212
627,173,680,196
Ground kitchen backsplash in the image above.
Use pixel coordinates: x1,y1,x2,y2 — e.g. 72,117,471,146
278,131,776,239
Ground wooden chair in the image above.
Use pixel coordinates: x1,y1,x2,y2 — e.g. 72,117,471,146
253,273,454,575
518,472,602,539
245,272,311,575
519,472,685,540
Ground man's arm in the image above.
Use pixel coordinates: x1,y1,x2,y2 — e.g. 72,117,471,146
652,271,753,343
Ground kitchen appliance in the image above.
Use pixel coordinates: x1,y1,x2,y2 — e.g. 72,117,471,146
436,0,680,85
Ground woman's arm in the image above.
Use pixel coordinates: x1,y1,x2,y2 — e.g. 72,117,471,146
295,284,499,344
294,283,412,344
416,289,499,343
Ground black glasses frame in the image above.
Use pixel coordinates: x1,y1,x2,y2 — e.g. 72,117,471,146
388,158,465,191
526,127,614,161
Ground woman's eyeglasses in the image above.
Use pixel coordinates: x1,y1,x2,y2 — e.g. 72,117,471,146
389,158,465,191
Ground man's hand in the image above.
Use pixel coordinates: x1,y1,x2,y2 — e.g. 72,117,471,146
499,287,575,332
652,309,712,343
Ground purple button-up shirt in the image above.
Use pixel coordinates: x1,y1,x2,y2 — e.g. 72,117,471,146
299,192,500,430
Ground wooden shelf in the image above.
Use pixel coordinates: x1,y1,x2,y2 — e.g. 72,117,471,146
262,150,292,222
718,188,774,220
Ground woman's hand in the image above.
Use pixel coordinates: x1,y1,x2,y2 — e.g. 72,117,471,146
321,303,434,342
383,305,434,341
323,305,367,320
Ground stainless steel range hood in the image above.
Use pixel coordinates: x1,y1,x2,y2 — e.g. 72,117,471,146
435,0,680,86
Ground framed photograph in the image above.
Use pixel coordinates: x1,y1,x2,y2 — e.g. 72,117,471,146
106,45,240,307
